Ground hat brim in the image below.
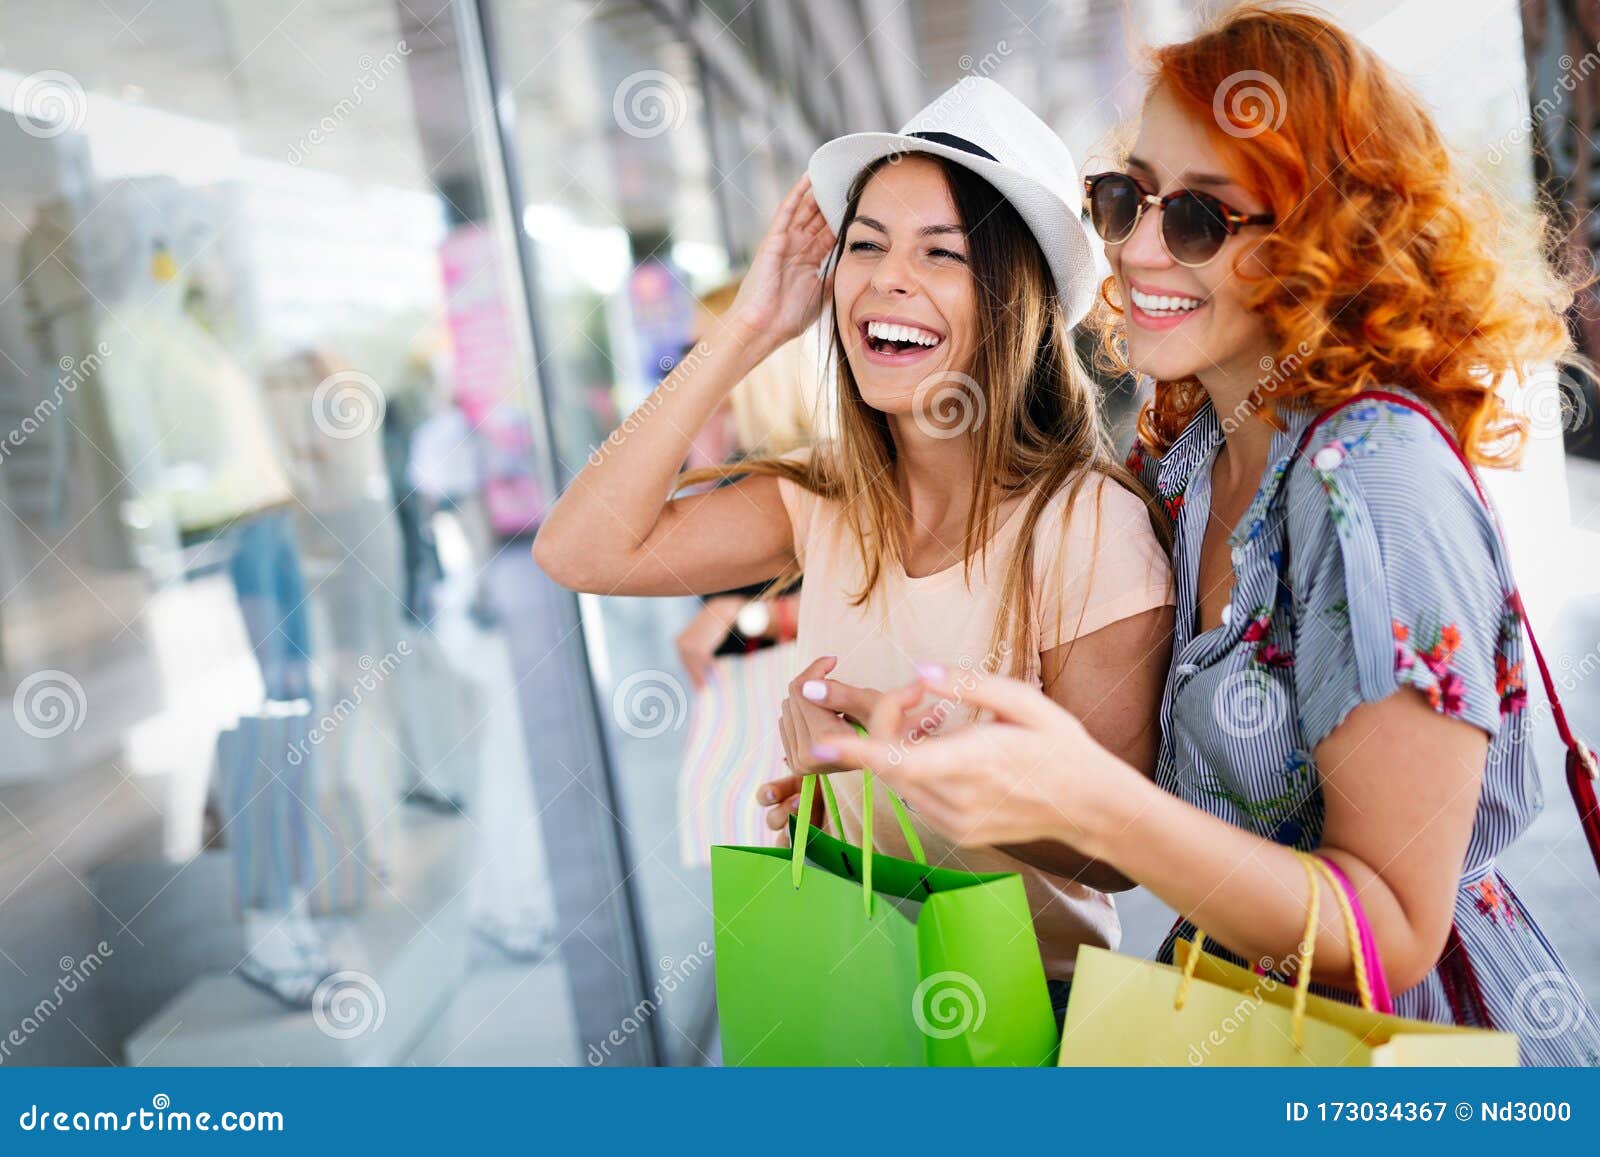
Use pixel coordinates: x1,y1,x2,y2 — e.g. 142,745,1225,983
807,131,1103,328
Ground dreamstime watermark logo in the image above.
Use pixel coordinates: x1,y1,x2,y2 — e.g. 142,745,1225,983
883,641,1013,768
286,643,411,766
587,942,711,1065
1212,71,1287,139
1555,644,1600,685
13,70,88,139
891,45,1016,164
1547,645,1600,710
0,941,114,1064
611,670,688,739
17,1093,283,1133
287,41,411,164
1509,642,1599,749
311,369,385,440
0,342,111,464
1489,43,1600,166
912,371,985,439
311,970,386,1040
613,69,687,139
1213,342,1313,444
957,38,1013,77
1512,970,1592,1040
586,340,709,468
1212,670,1287,740
912,970,987,1038
1505,372,1592,439
1186,946,1307,1064
13,670,87,740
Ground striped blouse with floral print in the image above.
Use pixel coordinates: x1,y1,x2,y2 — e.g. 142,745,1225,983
1130,386,1600,1066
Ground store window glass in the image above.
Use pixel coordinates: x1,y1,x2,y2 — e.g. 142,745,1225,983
488,0,804,1064
0,0,604,1065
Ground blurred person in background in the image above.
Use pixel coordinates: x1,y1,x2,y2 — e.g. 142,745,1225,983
674,279,823,687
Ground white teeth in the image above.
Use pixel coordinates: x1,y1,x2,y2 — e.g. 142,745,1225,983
1130,287,1202,314
866,320,942,346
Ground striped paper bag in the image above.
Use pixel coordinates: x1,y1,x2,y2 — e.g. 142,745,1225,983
677,642,797,867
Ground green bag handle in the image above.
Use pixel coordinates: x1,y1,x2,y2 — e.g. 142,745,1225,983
790,724,927,915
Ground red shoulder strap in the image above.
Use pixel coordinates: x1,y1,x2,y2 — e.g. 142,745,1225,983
1294,390,1600,877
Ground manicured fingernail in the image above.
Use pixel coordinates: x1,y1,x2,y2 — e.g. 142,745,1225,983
810,744,839,761
758,787,776,804
787,799,799,812
915,662,946,683
801,680,827,702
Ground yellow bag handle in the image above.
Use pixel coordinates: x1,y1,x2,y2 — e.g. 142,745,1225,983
1174,850,1378,1050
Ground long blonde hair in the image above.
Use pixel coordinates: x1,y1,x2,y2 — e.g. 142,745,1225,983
684,154,1165,677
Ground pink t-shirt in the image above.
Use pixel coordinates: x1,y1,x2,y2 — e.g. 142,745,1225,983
777,466,1174,978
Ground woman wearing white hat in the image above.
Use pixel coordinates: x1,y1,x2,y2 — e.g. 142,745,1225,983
535,79,1175,1016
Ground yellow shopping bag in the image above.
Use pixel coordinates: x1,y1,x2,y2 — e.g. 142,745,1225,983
1059,852,1518,1066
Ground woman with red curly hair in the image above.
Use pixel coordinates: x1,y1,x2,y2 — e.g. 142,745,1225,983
822,3,1600,1063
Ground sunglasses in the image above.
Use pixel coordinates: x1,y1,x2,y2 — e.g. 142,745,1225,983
1084,172,1275,268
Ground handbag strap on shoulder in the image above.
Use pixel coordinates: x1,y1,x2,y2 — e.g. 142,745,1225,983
1291,390,1600,878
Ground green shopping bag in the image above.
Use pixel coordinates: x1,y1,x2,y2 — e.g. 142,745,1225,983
711,766,1057,1066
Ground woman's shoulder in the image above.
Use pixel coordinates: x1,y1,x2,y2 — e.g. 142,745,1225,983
1277,391,1516,745
1282,390,1489,534
1031,470,1159,541
771,445,849,551
1027,470,1172,586
1278,389,1507,651
1027,469,1174,641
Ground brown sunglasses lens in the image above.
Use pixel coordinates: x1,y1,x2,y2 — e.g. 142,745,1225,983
1088,175,1234,265
1088,175,1141,244
1160,192,1231,265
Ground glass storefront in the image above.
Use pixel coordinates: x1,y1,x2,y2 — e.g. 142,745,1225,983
0,0,643,1065
0,0,809,1069
486,0,748,1067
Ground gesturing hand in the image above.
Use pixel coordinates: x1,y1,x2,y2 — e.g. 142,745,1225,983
820,666,1141,851
726,176,836,351
757,656,942,845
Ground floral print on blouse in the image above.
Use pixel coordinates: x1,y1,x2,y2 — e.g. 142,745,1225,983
1132,386,1600,1066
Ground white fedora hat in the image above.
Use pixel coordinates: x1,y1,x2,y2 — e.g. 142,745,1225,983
807,77,1103,328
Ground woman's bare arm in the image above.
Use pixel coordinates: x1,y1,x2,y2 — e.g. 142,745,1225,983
533,176,834,596
998,603,1173,891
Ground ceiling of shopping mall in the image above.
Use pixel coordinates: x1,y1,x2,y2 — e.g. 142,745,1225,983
0,0,1208,184
637,0,1190,161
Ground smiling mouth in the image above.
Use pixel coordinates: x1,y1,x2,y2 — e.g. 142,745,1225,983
1128,285,1206,318
860,319,945,356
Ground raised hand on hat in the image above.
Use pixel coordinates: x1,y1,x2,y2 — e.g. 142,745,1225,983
534,178,830,599
727,175,836,353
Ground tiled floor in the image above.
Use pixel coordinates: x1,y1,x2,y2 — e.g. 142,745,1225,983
405,949,581,1067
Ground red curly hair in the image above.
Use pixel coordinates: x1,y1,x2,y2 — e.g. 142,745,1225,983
1110,2,1575,466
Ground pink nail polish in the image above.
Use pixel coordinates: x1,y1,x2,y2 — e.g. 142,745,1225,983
810,744,839,762
915,662,946,683
801,680,827,702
